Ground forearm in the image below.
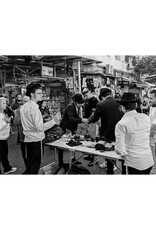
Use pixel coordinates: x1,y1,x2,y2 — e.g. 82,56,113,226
88,113,99,123
115,145,126,156
69,117,82,124
115,124,126,156
0,123,8,131
43,119,56,131
150,123,156,137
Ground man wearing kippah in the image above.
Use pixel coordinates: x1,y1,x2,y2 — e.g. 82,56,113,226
20,83,61,174
88,88,123,174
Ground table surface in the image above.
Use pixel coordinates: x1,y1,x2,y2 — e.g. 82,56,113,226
46,139,124,161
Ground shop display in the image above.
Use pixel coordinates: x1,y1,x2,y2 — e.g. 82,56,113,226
44,80,70,116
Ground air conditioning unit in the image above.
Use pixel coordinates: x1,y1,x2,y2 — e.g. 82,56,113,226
106,64,114,74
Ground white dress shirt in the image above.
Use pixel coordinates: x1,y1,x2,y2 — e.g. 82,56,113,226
20,100,56,142
115,110,154,170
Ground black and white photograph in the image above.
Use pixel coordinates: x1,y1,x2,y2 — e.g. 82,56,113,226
1,1,156,230
0,55,156,175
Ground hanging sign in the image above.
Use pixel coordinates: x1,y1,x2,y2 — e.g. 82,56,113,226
65,77,73,88
72,61,78,70
42,66,53,77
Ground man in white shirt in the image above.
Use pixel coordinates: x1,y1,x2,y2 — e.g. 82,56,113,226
115,92,154,174
20,83,61,174
0,96,17,174
148,89,156,174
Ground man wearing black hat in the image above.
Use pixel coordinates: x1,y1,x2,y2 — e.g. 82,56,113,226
88,87,123,174
60,93,88,133
20,83,61,174
115,92,154,174
59,93,88,165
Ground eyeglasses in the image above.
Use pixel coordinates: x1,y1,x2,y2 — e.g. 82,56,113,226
35,92,43,95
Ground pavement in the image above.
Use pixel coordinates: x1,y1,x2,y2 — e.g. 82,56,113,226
5,125,111,175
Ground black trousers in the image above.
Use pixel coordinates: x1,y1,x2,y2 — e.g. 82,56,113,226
106,159,114,174
20,141,28,168
25,141,42,174
0,140,12,173
17,125,20,144
128,166,152,175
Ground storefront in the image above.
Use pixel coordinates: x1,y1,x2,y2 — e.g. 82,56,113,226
0,55,103,114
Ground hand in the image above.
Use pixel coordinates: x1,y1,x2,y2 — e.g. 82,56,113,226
54,112,61,125
55,112,61,120
115,148,120,155
115,148,126,156
82,118,89,123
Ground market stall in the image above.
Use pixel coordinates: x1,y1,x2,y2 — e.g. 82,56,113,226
45,137,125,175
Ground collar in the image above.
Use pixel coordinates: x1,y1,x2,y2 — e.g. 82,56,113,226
29,100,39,107
124,110,137,117
105,96,113,101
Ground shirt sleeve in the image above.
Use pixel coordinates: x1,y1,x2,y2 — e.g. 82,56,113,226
0,117,8,131
92,97,99,108
115,122,126,156
88,103,100,123
152,118,156,125
31,107,56,132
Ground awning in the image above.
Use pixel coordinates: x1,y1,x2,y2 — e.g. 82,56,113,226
81,72,104,76
136,82,148,88
118,76,131,82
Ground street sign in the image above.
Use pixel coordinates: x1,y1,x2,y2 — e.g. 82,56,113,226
42,66,53,77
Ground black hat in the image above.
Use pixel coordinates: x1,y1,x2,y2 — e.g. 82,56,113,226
72,94,85,104
26,83,42,97
99,88,111,100
119,92,137,104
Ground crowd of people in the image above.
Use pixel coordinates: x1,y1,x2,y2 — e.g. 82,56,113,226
0,82,156,175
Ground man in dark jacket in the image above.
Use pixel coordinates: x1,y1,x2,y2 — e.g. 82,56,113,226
88,88,123,174
60,94,87,133
59,94,88,165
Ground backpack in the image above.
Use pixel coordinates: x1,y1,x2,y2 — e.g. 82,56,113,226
44,125,63,143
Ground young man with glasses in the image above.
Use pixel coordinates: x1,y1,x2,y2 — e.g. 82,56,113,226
20,83,61,174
